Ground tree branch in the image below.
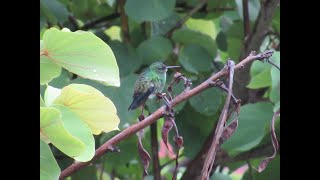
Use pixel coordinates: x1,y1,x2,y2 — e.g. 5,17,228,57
233,0,280,104
80,13,120,30
200,60,235,180
58,50,274,179
165,0,208,37
150,122,161,180
118,0,130,43
243,0,251,38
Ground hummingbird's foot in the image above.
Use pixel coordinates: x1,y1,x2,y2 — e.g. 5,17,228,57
156,93,167,99
161,109,175,118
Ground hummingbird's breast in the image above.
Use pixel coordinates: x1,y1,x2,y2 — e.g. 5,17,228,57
153,73,166,93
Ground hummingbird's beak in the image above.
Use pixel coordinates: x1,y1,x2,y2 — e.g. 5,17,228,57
166,66,180,69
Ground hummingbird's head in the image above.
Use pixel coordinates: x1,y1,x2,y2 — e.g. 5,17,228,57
150,62,167,74
149,62,180,74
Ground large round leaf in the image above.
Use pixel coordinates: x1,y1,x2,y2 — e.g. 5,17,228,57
44,85,61,106
40,0,69,24
185,18,218,40
40,40,61,85
53,105,95,162
247,61,272,89
70,74,140,130
221,102,273,156
150,13,181,37
40,107,86,157
189,85,224,116
53,84,120,135
41,28,120,87
109,41,142,77
172,29,217,57
124,0,176,23
40,139,61,180
137,36,173,65
178,44,214,74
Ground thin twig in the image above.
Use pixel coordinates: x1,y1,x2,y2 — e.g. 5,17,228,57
58,50,274,179
200,60,235,180
266,59,280,71
247,159,254,180
150,122,161,180
80,13,120,30
165,0,208,37
160,154,184,170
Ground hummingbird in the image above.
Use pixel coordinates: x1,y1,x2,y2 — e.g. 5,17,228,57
128,62,180,111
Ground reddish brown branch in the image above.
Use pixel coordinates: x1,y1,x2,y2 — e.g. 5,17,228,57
58,50,274,179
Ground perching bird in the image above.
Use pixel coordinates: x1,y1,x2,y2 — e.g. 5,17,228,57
128,62,179,111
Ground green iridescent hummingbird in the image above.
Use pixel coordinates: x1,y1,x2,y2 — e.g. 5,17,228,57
128,62,180,111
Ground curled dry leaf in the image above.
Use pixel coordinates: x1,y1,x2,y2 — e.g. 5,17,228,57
161,117,174,154
254,108,280,172
137,113,151,177
220,101,241,144
137,132,151,177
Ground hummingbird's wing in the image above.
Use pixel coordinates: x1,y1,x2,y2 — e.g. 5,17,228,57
128,85,155,110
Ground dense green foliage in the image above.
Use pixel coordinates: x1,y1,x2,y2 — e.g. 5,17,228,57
40,0,280,179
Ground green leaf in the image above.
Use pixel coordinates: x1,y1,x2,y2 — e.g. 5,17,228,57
189,88,223,116
242,156,280,180
216,31,228,51
71,165,98,180
221,102,274,156
220,16,233,33
235,0,260,21
109,41,142,77
49,69,71,89
270,51,280,104
41,40,61,85
53,105,95,162
68,0,113,21
42,28,120,87
53,84,120,135
172,29,217,57
210,169,232,180
137,36,173,65
185,18,218,40
40,0,69,24
40,107,86,157
272,6,280,32
124,0,176,23
150,13,181,37
247,60,273,89
40,139,61,180
223,21,244,61
41,95,46,107
70,75,140,129
176,103,219,158
178,44,213,74
44,85,61,106
105,26,122,41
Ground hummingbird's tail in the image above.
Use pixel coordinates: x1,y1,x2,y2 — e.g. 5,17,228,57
128,86,155,111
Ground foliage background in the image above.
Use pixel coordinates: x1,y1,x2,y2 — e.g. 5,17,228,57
40,0,280,179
